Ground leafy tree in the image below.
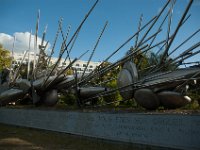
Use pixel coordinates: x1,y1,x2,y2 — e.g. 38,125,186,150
59,93,77,106
129,46,149,70
19,63,28,79
148,52,177,71
65,68,74,75
91,62,122,106
0,44,11,71
103,79,122,106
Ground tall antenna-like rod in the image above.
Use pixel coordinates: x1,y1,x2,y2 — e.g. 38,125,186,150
47,18,63,66
42,0,99,87
134,14,143,48
27,30,32,79
63,29,80,64
136,0,170,48
160,0,193,64
79,16,157,85
81,21,108,80
9,35,16,82
169,28,200,56
165,0,175,49
33,9,40,79
59,24,71,64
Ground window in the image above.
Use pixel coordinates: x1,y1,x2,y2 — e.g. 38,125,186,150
89,65,93,68
62,62,66,65
76,64,80,67
83,64,87,67
12,61,17,64
76,68,81,71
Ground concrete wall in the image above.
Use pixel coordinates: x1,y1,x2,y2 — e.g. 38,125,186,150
0,108,199,150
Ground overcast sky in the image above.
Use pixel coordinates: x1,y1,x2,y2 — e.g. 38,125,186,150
0,0,200,63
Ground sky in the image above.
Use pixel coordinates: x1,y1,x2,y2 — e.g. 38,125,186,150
0,0,200,64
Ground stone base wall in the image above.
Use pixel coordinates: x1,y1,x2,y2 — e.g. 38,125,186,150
0,108,199,150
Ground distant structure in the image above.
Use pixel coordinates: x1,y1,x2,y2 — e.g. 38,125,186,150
12,51,101,75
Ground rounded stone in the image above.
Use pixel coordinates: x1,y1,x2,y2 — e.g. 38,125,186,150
16,79,31,92
123,61,138,82
134,88,160,110
43,89,58,106
157,91,191,109
0,89,24,106
117,69,134,100
79,87,106,99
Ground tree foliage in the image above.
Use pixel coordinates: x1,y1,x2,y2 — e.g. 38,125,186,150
59,93,77,106
91,62,122,106
65,68,74,75
0,44,11,71
148,52,177,71
129,46,149,70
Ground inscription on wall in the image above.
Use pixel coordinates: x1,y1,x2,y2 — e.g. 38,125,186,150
65,112,200,147
0,109,200,150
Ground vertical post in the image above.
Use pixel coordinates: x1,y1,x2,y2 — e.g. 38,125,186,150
10,35,16,81
33,10,40,79
160,0,193,64
134,14,143,48
27,30,32,79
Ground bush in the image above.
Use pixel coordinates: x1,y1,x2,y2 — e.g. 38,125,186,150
102,79,122,106
184,90,200,110
59,93,77,106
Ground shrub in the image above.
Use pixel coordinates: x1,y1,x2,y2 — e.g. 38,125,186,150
59,93,77,106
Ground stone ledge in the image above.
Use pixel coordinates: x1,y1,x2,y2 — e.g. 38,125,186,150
0,108,199,150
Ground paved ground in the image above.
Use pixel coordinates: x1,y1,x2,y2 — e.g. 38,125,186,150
0,123,153,150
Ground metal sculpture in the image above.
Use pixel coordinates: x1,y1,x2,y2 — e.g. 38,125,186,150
0,0,200,110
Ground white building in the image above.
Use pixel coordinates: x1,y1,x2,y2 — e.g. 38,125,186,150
12,52,101,75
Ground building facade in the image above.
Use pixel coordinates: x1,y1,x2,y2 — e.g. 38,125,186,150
12,52,101,75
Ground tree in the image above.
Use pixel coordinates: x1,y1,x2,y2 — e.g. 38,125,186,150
147,52,177,71
91,62,122,106
103,79,122,106
0,44,11,71
65,68,74,75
